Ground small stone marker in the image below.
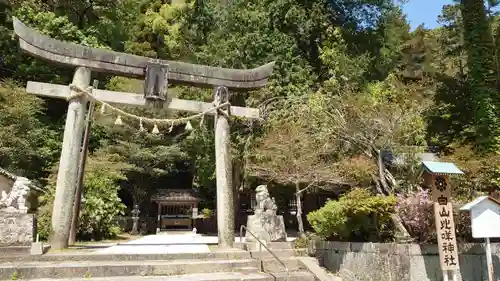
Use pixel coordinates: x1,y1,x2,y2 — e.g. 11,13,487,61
420,161,463,281
460,196,500,281
30,234,43,256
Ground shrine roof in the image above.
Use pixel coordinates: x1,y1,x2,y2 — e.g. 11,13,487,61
151,189,200,202
421,161,464,175
460,196,500,211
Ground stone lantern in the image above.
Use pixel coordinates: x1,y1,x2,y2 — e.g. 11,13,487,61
131,204,140,235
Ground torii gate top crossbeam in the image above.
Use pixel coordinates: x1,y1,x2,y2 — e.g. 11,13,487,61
12,17,275,91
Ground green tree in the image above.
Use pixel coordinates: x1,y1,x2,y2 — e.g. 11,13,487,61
426,4,472,151
461,0,500,151
249,106,353,237
0,80,60,180
0,4,107,83
124,0,193,59
182,122,217,207
37,150,128,241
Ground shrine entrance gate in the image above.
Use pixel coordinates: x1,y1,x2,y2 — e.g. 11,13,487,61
12,18,274,249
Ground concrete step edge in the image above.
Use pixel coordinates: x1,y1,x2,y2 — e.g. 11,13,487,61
0,249,308,263
0,251,252,262
0,256,304,267
0,260,262,280
0,271,316,281
0,259,305,279
0,259,259,268
249,248,308,257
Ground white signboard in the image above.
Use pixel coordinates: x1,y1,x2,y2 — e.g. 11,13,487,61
461,196,500,281
461,196,500,238
470,201,500,238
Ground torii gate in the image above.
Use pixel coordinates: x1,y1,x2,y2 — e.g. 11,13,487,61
12,18,274,249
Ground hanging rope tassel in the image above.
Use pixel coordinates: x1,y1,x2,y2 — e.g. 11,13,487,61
152,124,160,134
66,84,232,133
114,115,123,126
185,120,193,131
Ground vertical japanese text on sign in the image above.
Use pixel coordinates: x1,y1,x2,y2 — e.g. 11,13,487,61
429,173,459,270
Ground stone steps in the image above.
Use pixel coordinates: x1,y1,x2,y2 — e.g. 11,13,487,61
0,259,256,279
249,248,307,259
263,242,294,250
0,258,306,279
8,271,315,281
0,249,308,263
0,246,31,257
0,238,321,281
0,251,252,262
236,241,295,252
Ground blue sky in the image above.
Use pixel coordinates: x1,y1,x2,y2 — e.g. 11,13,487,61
402,0,453,30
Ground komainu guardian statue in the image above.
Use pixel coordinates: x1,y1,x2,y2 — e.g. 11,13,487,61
0,175,36,246
245,185,286,246
0,177,31,213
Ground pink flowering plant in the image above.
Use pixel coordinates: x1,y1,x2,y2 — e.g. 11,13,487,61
395,190,436,243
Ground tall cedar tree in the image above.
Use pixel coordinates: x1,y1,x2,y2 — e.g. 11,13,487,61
461,0,500,151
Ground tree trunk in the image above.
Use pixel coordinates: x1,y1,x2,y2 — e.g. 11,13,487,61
295,181,306,239
376,149,390,195
374,149,411,240
391,214,411,241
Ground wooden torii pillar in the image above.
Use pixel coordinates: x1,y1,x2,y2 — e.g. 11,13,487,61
12,18,274,249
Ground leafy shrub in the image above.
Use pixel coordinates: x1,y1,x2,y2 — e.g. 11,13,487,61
37,168,126,241
293,237,308,249
292,232,324,249
35,205,52,241
200,208,213,219
307,188,396,242
395,190,435,242
77,170,126,240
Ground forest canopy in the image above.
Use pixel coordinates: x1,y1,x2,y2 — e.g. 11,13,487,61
0,0,499,241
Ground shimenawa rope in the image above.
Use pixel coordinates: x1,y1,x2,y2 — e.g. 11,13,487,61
67,84,230,128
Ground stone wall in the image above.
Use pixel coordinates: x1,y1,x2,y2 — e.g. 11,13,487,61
309,240,500,281
0,212,34,246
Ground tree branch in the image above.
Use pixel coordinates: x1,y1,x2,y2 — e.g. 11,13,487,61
297,180,317,195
